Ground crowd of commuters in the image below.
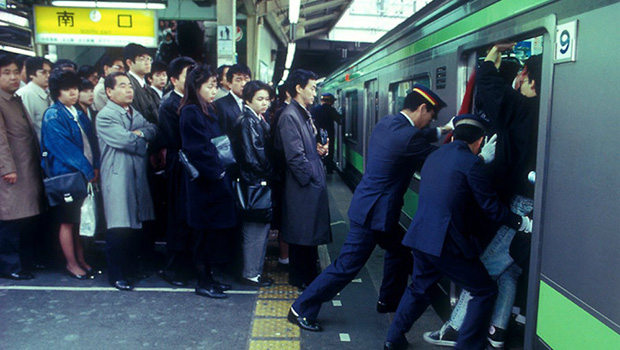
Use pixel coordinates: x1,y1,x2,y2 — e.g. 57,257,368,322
0,40,539,349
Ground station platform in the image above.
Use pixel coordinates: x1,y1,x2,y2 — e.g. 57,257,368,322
0,173,445,350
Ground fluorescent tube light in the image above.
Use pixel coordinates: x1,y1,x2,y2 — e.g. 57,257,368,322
0,45,36,56
285,42,296,69
51,1,167,10
289,0,300,24
0,12,29,27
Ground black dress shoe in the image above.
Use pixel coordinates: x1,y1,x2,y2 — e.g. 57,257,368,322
287,308,321,332
66,269,94,280
2,271,34,280
195,285,227,299
377,300,398,313
212,281,232,291
111,280,134,291
84,267,103,276
241,276,274,287
158,270,186,287
384,340,409,350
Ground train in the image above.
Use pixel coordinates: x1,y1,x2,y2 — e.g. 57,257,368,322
317,0,620,349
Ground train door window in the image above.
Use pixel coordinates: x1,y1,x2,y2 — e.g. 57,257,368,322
344,90,358,141
389,75,431,114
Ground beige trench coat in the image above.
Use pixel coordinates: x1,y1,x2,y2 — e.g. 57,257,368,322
0,89,45,220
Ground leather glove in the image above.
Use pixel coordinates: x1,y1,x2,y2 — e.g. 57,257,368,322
519,216,533,233
479,134,498,164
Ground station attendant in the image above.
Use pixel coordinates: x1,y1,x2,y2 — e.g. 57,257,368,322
384,114,533,350
288,85,451,331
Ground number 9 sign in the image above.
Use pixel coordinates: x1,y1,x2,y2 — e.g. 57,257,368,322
556,20,578,63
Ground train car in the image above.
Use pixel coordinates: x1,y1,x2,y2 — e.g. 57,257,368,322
318,0,620,349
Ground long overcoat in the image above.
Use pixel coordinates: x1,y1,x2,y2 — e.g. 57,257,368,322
96,101,158,229
0,90,45,220
276,100,331,246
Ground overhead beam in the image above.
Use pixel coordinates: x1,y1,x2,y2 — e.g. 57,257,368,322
296,26,330,40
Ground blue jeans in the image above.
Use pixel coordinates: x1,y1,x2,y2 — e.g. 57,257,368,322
445,195,533,331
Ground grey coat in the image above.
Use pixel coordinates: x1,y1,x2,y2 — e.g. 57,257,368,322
0,90,45,220
276,100,331,246
96,101,158,229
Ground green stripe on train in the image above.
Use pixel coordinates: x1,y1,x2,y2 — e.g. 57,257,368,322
537,281,620,350
324,0,550,90
346,147,364,174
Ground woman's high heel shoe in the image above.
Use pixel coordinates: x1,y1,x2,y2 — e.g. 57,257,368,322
66,268,93,280
84,267,103,276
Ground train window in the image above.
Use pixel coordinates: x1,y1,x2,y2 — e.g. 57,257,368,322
389,75,431,114
344,90,358,141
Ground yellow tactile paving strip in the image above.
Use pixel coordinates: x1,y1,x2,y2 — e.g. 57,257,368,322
248,253,302,350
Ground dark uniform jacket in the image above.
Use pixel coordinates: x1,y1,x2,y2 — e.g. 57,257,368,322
476,61,539,201
128,73,160,125
232,106,273,184
275,100,331,246
179,104,237,230
214,92,242,136
311,103,341,137
348,113,438,232
403,141,520,259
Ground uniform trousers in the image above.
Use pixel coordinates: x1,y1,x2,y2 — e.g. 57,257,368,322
105,227,142,283
386,248,497,350
0,216,37,275
292,220,412,320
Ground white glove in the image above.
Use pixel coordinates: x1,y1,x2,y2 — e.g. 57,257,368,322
445,116,455,131
519,216,533,233
479,134,497,164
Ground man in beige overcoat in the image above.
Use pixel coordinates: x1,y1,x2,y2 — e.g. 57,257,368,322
0,55,45,280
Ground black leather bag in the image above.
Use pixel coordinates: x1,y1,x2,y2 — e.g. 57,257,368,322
41,151,88,207
178,149,199,181
211,135,236,168
233,179,272,223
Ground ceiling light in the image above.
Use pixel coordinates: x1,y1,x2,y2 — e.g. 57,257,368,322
0,45,36,56
51,1,167,10
289,0,300,24
0,12,29,27
285,42,296,69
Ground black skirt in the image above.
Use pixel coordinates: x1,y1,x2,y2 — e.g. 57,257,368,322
52,199,84,224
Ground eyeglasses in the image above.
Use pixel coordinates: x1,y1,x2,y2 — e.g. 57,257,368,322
111,65,124,70
135,56,153,63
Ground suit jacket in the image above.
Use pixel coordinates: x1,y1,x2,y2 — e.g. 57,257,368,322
275,100,331,246
179,104,237,230
127,73,160,125
16,81,51,141
348,113,438,232
158,90,183,170
402,141,520,259
0,89,45,220
96,101,158,229
214,92,242,136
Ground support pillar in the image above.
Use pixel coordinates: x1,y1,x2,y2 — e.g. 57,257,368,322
217,0,236,67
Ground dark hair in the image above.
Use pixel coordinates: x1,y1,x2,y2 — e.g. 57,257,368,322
79,79,94,91
242,80,272,104
53,59,77,72
146,60,168,81
286,69,318,98
77,65,97,79
499,58,522,85
0,54,19,70
524,54,542,92
104,72,129,91
453,124,485,144
14,55,28,70
217,64,230,85
24,57,51,81
123,43,149,63
49,69,81,101
226,63,251,82
178,64,217,116
403,90,437,113
168,57,195,80
99,55,123,76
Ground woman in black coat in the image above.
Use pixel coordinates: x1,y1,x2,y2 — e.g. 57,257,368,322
179,64,237,299
232,81,274,287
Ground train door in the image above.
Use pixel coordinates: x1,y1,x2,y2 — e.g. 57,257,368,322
334,89,344,171
363,79,379,171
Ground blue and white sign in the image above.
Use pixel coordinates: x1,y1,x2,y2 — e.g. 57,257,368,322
555,20,578,63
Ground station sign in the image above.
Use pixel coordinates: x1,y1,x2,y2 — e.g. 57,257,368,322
34,6,157,47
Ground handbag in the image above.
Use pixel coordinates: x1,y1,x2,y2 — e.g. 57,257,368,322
79,183,98,237
233,179,273,223
211,135,236,168
41,150,88,207
178,149,199,181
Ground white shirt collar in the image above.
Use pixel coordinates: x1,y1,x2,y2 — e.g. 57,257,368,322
246,106,261,120
150,85,163,98
128,70,146,88
400,111,415,127
173,90,184,98
231,92,244,111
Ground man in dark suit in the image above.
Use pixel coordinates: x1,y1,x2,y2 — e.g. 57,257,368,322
124,43,159,125
288,85,452,332
214,63,251,135
157,56,195,286
383,114,533,350
311,93,342,173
